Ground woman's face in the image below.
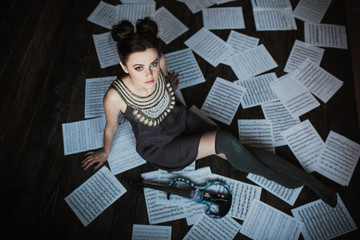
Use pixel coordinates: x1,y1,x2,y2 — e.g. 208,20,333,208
121,48,160,93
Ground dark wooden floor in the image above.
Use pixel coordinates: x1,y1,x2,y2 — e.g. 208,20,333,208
1,0,359,239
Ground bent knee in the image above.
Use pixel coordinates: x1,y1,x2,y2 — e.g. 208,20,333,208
215,130,239,154
196,131,217,160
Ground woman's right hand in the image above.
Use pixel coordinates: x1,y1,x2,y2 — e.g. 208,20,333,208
82,149,109,171
169,72,179,92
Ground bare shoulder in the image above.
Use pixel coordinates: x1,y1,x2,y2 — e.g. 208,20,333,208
104,87,120,101
104,87,127,113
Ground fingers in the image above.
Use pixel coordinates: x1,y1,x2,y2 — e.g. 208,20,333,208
82,151,96,170
81,150,107,171
83,154,93,162
169,72,179,80
83,159,105,171
170,72,179,81
94,161,105,170
84,151,94,156
169,72,179,92
82,158,95,171
82,152,95,168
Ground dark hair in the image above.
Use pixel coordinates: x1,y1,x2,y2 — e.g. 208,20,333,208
112,17,161,65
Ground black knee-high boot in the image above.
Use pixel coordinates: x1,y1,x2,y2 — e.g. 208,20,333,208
215,131,303,188
246,146,338,207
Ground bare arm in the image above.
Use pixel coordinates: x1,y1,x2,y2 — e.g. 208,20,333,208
82,88,125,170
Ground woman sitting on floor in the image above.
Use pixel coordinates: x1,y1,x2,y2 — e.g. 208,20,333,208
82,17,337,208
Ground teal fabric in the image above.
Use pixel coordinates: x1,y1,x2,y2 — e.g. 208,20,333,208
215,131,337,207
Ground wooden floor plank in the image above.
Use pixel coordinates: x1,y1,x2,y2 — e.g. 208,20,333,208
0,0,36,75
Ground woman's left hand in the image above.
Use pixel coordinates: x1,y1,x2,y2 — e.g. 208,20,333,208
169,72,179,92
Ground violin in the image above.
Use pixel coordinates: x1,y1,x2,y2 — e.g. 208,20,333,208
136,177,232,219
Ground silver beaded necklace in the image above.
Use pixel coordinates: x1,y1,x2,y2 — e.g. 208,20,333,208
111,72,176,127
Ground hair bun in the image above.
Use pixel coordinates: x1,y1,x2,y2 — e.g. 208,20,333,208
136,17,158,36
112,20,134,42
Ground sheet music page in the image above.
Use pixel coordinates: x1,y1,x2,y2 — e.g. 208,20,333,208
251,0,292,8
183,214,241,240
184,28,231,67
291,195,357,240
158,163,208,226
261,101,300,147
222,31,259,65
184,203,208,226
154,7,188,45
117,4,155,26
281,119,324,173
211,173,262,220
240,199,303,240
250,0,296,31
159,166,205,226
121,0,155,4
253,8,297,31
201,77,246,125
199,0,217,8
229,44,278,81
215,0,237,4
202,7,245,30
92,32,120,69
316,131,360,186
304,22,348,49
165,48,205,89
155,167,212,205
176,0,202,14
177,0,216,14
64,166,127,227
294,0,332,23
290,58,343,103
247,173,303,206
189,105,218,127
62,117,105,155
234,72,278,109
184,172,262,222
85,76,115,119
237,119,274,152
87,1,118,29
159,172,261,221
284,40,324,73
269,74,320,118
107,122,146,175
141,171,187,224
154,167,213,225
131,224,171,240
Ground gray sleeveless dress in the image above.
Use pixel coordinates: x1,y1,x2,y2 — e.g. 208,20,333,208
110,72,217,171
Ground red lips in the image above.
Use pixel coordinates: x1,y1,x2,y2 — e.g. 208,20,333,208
145,80,155,84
